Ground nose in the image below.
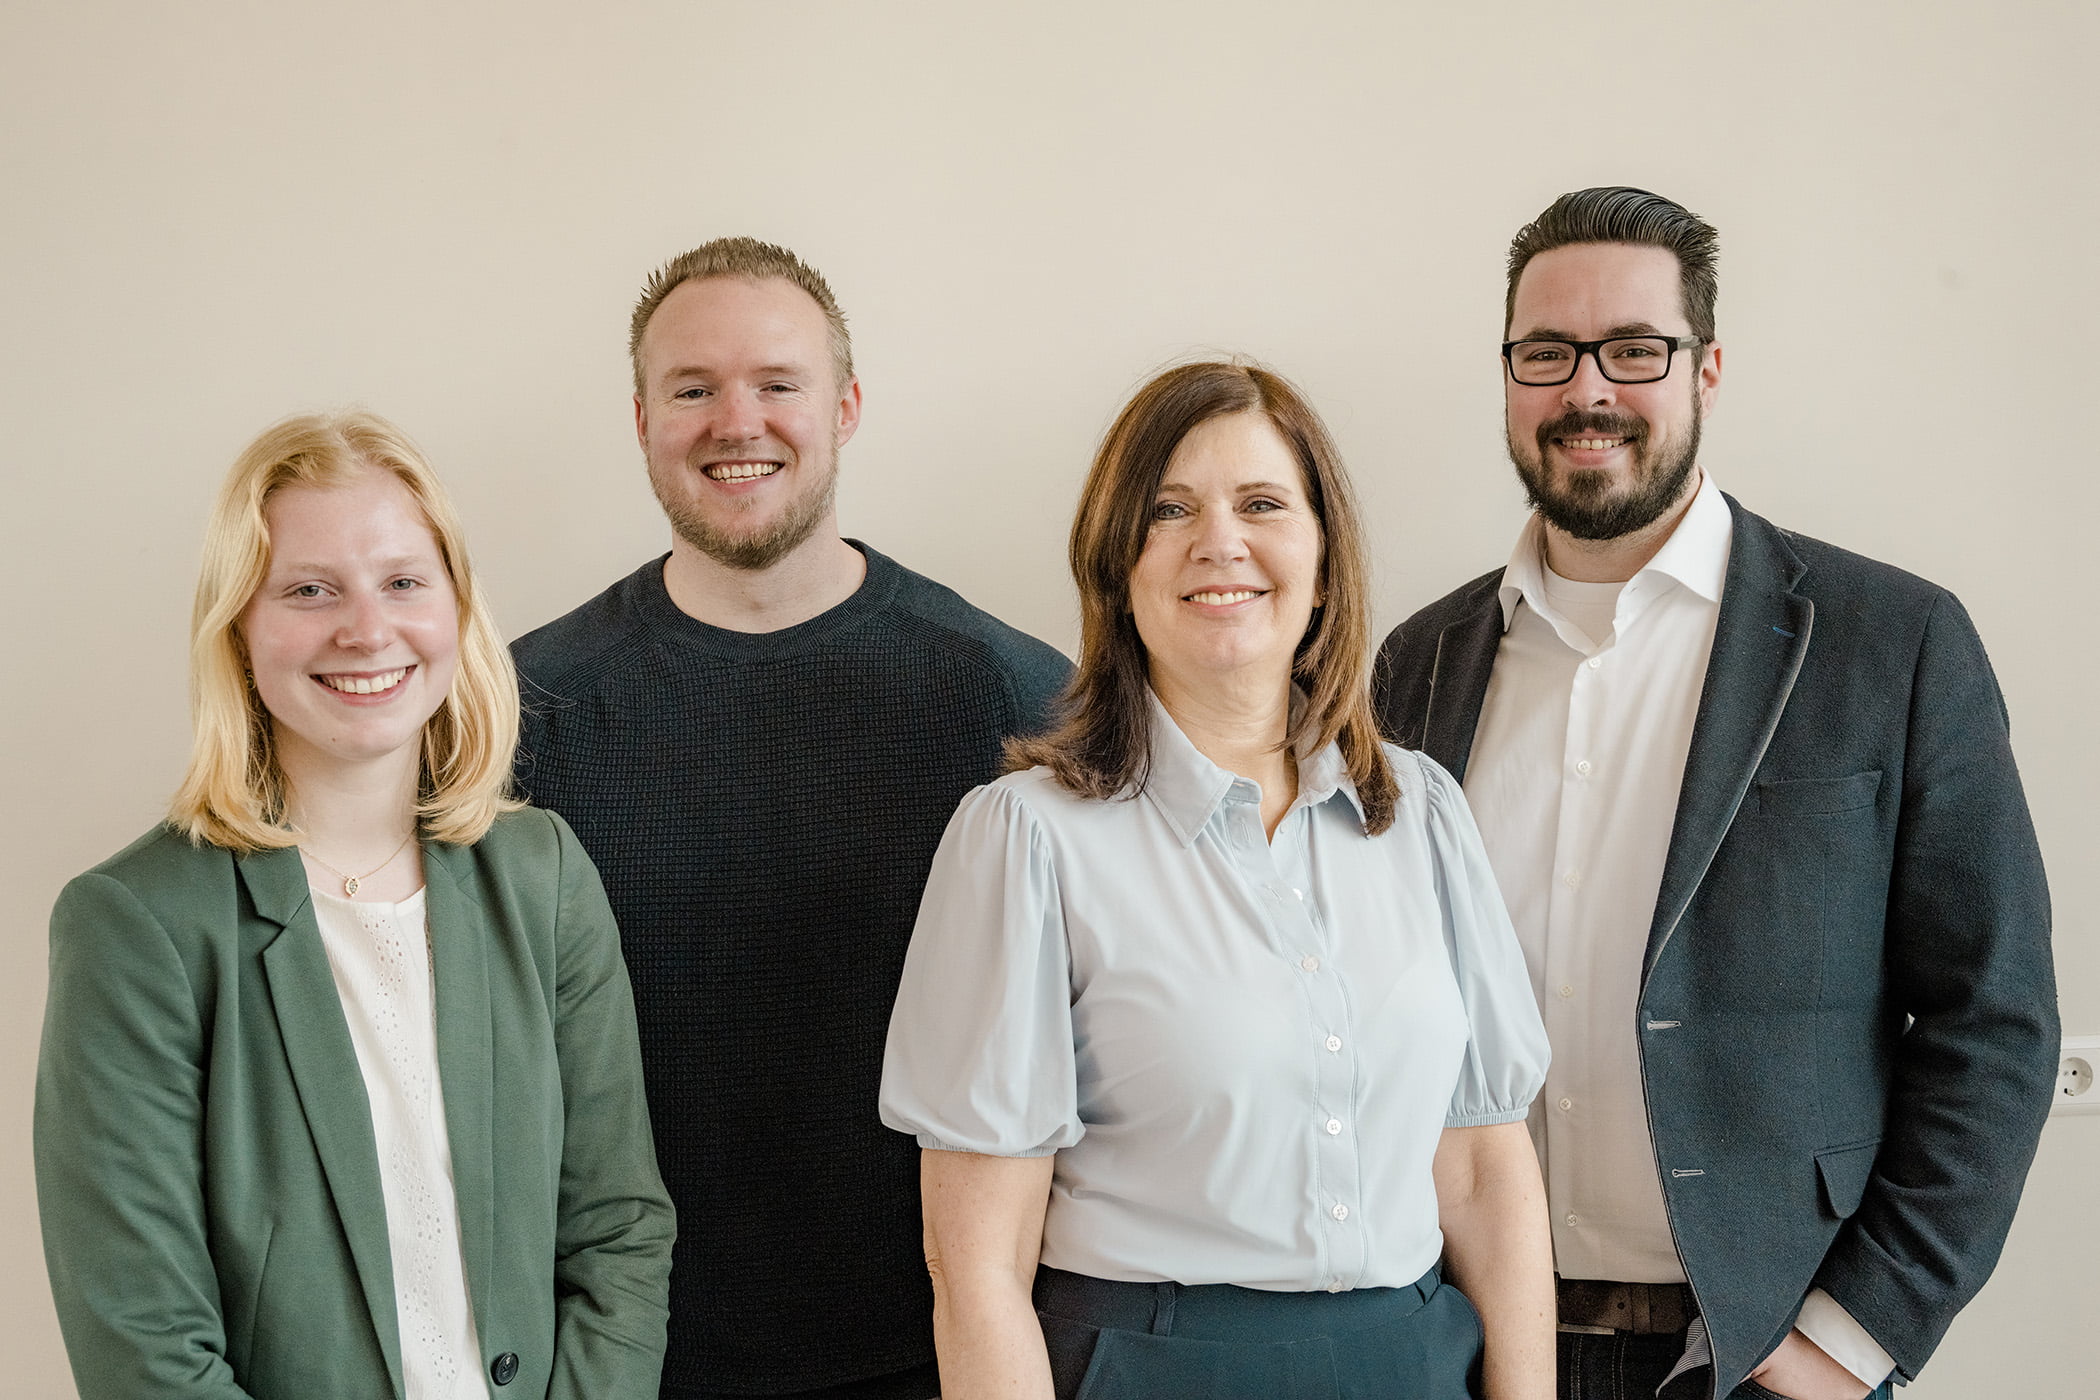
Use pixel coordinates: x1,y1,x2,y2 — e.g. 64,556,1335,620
707,388,765,442
1189,506,1249,564
334,591,393,652
1561,348,1619,410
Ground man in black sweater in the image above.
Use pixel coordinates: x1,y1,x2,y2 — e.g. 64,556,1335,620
513,238,1071,1400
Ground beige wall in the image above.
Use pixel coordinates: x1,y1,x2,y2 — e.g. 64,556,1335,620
5,2,2093,1394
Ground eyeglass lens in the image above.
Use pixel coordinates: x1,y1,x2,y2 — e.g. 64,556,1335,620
1507,337,1677,386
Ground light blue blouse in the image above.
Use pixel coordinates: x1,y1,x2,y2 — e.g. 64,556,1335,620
880,698,1549,1293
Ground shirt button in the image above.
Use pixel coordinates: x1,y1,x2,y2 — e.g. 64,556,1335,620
1300,955,1320,972
1563,870,1581,890
1586,656,1602,670
1331,1203,1350,1221
1324,1035,1343,1052
1558,985,1574,999
1565,1212,1580,1226
1558,1097,1573,1111
1325,1118,1343,1136
1327,1279,1344,1294
1575,759,1593,777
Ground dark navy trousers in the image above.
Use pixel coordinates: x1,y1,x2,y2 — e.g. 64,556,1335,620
1035,1263,1484,1399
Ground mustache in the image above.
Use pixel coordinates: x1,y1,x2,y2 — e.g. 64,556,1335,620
1537,410,1647,448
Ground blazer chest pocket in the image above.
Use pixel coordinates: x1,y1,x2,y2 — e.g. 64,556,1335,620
1752,770,1882,816
1815,1138,1881,1219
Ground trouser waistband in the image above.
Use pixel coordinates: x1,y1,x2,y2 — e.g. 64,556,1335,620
1033,1262,1442,1340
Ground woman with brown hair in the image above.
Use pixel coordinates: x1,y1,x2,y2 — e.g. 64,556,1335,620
881,362,1553,1398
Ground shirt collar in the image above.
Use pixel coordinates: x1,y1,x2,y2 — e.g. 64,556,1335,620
1496,469,1732,630
1140,689,1366,847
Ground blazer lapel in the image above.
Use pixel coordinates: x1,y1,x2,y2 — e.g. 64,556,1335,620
245,848,406,1400
1420,577,1506,781
1642,500,1813,980
423,840,495,1329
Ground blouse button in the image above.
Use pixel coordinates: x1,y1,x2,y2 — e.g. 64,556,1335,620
1558,1097,1573,1112
1565,1212,1580,1226
1587,656,1602,670
1325,1118,1342,1136
1558,985,1574,999
1575,759,1593,777
1299,955,1320,972
1324,1035,1342,1052
1331,1203,1350,1221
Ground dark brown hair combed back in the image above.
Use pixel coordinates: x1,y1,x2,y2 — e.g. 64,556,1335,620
1010,361,1397,834
1505,186,1721,342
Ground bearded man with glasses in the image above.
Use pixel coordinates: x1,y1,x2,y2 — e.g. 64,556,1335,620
1375,187,2055,1400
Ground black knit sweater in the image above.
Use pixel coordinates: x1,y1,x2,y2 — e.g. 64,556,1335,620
512,545,1070,1398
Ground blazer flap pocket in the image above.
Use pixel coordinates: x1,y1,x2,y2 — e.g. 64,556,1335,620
1754,770,1882,816
1815,1138,1881,1218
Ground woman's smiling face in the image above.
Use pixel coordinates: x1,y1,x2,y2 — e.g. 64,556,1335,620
239,465,460,789
1129,411,1324,696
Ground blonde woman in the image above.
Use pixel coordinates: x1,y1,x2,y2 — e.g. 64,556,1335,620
35,412,674,1400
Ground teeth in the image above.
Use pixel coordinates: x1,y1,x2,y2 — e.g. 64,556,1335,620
1187,590,1261,605
1563,438,1626,451
705,462,782,480
321,668,407,694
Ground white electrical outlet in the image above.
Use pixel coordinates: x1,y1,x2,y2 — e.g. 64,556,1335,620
2053,1035,2100,1116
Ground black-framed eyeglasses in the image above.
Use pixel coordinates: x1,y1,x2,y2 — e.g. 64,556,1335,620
1501,335,1703,386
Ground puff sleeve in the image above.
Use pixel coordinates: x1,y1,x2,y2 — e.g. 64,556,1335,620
879,780,1084,1158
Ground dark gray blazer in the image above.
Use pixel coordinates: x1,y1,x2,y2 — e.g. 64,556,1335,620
1374,496,2056,1397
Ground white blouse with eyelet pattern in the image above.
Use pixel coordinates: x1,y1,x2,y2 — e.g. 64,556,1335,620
311,885,486,1400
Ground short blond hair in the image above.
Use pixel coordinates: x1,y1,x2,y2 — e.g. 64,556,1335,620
170,411,522,852
628,236,853,394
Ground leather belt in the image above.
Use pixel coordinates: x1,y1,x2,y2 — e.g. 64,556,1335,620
1555,1278,1695,1335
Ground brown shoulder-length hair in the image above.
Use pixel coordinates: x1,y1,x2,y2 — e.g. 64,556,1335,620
1009,361,1397,834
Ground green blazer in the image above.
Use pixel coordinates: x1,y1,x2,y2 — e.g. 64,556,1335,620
35,807,675,1400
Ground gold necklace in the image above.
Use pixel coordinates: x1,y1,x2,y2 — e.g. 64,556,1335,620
301,829,417,898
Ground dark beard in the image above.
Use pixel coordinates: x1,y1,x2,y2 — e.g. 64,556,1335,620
1509,402,1701,542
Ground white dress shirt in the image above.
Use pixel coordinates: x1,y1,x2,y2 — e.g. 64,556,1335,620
881,695,1548,1293
313,886,487,1400
1462,473,1893,1387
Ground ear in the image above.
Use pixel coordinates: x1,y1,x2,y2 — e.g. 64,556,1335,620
633,394,649,453
1696,339,1723,419
833,375,864,449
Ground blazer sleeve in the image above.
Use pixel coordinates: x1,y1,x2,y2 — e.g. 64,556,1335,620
35,871,259,1400
1810,590,2057,1379
543,813,677,1400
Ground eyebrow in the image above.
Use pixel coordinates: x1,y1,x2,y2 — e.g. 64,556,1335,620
270,554,439,576
657,362,812,383
1156,480,1297,495
1515,321,1672,341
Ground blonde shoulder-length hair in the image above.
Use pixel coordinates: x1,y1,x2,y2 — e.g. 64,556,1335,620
170,410,522,852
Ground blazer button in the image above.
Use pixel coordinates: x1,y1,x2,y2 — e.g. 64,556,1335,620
490,1352,520,1386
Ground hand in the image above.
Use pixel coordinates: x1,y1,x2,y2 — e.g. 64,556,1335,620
1746,1329,1873,1400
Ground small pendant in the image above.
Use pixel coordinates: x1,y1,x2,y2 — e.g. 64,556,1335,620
343,876,361,897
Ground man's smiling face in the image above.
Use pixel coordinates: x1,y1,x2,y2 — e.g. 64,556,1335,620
1503,241,1720,542
634,275,860,572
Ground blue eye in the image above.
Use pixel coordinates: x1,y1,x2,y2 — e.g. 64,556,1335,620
1151,501,1188,521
